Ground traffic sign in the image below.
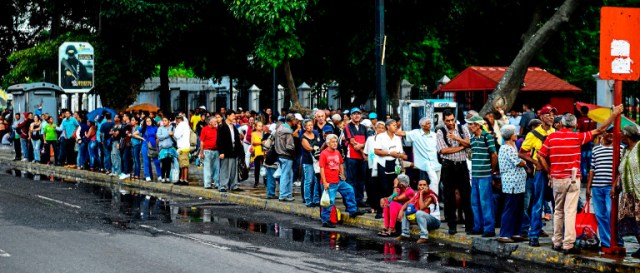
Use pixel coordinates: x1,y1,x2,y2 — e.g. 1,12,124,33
600,7,640,81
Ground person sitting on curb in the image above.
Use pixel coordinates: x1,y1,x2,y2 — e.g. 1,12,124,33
319,134,366,228
396,179,441,244
378,174,415,237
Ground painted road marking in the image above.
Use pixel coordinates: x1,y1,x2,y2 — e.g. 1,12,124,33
36,195,81,209
0,249,10,257
140,225,230,250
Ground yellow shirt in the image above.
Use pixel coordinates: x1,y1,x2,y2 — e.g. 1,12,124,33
520,125,555,161
251,132,263,157
190,115,201,131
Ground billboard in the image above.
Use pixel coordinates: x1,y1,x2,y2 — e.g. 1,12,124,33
58,42,94,93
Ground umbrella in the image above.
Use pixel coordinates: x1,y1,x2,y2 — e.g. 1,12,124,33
575,101,638,128
126,103,159,112
87,107,117,122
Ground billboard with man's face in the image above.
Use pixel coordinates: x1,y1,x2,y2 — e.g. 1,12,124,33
58,42,94,93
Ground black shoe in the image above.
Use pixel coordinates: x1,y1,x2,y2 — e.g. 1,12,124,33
481,232,496,238
539,230,550,238
356,201,368,208
375,211,383,219
231,188,244,192
448,229,457,235
562,247,580,255
552,245,562,252
219,188,227,193
266,196,277,199
322,222,336,228
632,250,640,259
529,238,540,247
350,210,366,218
466,230,482,235
521,232,529,239
204,186,213,189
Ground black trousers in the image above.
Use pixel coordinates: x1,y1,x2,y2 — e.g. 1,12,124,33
441,160,474,231
254,155,263,185
43,140,57,164
13,138,21,160
161,157,172,179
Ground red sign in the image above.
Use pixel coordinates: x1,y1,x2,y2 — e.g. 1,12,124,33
600,7,640,81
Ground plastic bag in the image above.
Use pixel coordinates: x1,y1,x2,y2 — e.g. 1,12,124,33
273,166,282,179
260,166,267,177
320,189,331,208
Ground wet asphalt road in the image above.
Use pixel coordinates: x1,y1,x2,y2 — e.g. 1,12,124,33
0,169,580,273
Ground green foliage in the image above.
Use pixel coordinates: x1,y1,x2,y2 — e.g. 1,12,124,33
154,64,196,78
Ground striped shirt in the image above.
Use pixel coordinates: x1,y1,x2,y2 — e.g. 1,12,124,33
538,129,592,179
590,144,624,187
436,125,470,162
470,131,496,178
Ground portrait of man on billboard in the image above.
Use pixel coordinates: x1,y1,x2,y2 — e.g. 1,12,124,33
59,42,93,90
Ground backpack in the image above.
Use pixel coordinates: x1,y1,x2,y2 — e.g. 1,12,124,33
189,129,198,151
436,124,466,163
263,134,279,166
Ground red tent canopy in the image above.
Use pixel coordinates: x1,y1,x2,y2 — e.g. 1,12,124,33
434,66,582,93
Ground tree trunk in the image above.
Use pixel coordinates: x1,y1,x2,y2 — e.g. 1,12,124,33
391,79,401,116
479,0,580,116
159,63,171,113
284,60,304,112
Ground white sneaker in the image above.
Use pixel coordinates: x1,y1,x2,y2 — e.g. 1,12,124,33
118,174,130,180
21,158,28,162
145,177,151,182
293,181,302,187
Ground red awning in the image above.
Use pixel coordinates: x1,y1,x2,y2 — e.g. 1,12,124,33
434,66,582,94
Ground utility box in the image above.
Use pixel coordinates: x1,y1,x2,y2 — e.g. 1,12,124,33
7,82,64,123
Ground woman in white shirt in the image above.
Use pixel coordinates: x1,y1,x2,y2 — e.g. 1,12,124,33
373,119,407,217
364,121,387,217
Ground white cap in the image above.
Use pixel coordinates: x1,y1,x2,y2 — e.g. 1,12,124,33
294,113,304,121
331,114,342,121
199,106,206,110
361,119,372,128
344,110,349,114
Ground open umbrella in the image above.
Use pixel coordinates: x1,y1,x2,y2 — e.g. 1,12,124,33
126,103,159,112
575,101,638,128
87,107,117,122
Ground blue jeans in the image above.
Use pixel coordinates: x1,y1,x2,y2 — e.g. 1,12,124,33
102,142,111,171
88,140,101,169
471,177,495,233
132,144,141,177
31,139,41,161
141,143,161,179
57,137,66,164
278,158,293,199
346,158,366,204
303,164,320,205
76,141,88,167
320,181,358,223
499,193,524,238
529,171,548,239
20,138,29,160
401,210,441,239
121,146,132,174
203,150,220,188
592,186,612,248
266,167,277,198
111,142,121,175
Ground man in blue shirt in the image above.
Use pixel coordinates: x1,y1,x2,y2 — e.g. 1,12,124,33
60,110,79,166
396,117,441,196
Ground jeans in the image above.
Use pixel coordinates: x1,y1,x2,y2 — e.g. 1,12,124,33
31,139,41,162
76,141,88,168
141,143,161,179
303,164,320,205
20,138,29,160
499,193,524,238
320,181,358,223
529,171,549,239
592,186,612,248
57,137,66,164
219,157,238,191
203,150,220,188
278,158,293,199
111,142,121,175
471,177,495,233
121,146,132,174
346,158,366,204
102,142,112,171
88,140,100,169
401,211,441,239
266,167,277,198
132,144,141,178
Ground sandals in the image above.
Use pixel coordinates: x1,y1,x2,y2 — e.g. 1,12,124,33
378,229,391,237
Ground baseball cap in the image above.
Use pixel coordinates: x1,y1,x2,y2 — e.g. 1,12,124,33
465,115,485,125
537,104,557,116
294,113,304,121
406,203,418,215
322,124,334,133
361,119,372,128
199,106,206,110
343,110,350,115
350,107,362,114
369,112,377,119
527,119,543,128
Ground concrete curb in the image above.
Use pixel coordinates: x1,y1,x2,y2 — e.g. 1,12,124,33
3,159,639,272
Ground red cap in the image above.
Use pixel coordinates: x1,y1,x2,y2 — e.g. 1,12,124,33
537,104,557,116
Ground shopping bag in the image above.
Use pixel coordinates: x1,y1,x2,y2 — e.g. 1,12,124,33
273,166,282,179
320,189,331,208
575,201,598,235
575,226,601,251
238,159,249,181
260,166,267,177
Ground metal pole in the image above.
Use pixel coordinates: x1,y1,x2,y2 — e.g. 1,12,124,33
375,0,387,117
605,79,625,255
273,68,277,114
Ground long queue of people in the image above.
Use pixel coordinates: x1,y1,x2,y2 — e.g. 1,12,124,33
3,102,640,257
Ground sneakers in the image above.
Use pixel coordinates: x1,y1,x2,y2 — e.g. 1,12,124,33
552,244,562,252
562,247,580,255
293,181,301,187
145,177,151,182
118,173,130,180
539,230,550,238
322,222,336,228
529,238,540,247
279,197,295,202
416,238,429,244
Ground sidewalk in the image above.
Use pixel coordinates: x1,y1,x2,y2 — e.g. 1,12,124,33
1,146,639,272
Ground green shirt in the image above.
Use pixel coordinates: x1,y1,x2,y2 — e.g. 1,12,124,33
43,124,58,141
470,131,496,178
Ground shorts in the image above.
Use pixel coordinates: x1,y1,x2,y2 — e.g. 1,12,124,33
178,150,190,168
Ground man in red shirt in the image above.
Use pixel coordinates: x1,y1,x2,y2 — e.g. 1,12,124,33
319,134,365,228
537,104,622,254
199,116,219,189
344,107,368,207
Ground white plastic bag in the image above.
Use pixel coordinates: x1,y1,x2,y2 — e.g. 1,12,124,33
273,166,282,179
312,157,320,174
320,189,331,208
260,166,267,177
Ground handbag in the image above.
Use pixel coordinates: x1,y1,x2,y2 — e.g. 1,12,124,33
147,141,159,158
575,226,601,251
238,159,249,181
575,200,598,236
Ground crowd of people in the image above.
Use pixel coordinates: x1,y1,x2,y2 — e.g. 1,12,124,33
2,101,640,256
